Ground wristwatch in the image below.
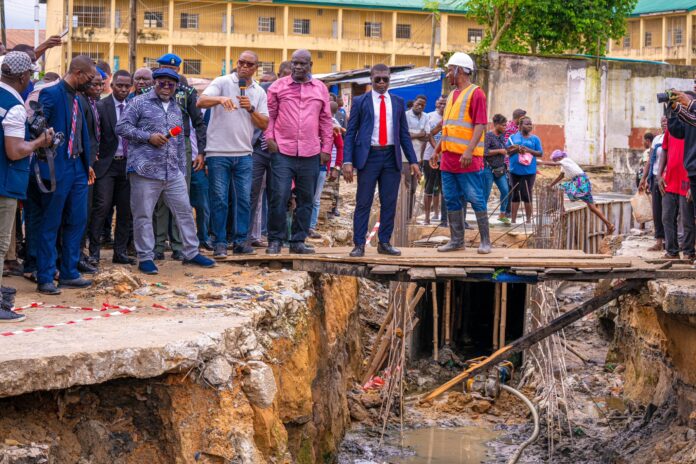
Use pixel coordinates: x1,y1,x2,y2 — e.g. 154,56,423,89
247,105,255,114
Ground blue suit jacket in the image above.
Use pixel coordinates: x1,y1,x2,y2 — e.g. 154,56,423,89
32,82,91,180
343,92,417,171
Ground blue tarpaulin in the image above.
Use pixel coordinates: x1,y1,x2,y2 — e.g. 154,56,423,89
389,78,443,113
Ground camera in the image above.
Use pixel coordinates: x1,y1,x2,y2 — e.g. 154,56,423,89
656,90,675,104
27,100,64,160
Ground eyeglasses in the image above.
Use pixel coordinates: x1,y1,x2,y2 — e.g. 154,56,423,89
373,76,390,83
156,80,177,89
238,60,257,69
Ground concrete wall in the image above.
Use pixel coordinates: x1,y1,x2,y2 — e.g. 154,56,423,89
483,52,693,165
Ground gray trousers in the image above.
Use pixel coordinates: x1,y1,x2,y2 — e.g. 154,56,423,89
130,173,199,262
0,196,17,288
662,192,695,256
154,138,192,253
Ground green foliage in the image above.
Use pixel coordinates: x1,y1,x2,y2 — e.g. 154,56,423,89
464,0,638,55
424,0,442,21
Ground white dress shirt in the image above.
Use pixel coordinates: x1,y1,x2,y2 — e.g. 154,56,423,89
113,95,127,156
370,90,393,146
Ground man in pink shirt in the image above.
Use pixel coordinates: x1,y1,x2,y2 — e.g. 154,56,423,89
265,49,333,254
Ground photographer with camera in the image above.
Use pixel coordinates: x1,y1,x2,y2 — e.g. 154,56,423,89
0,52,54,320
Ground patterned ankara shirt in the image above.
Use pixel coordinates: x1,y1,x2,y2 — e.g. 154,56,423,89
116,90,186,180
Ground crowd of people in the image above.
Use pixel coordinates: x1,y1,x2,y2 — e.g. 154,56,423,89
0,42,620,323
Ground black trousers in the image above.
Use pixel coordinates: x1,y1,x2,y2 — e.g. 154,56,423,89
88,159,131,257
651,180,664,240
662,192,695,256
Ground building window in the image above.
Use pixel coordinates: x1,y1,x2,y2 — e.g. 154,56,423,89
468,28,483,44
258,61,275,76
258,16,276,33
364,22,382,38
332,19,338,38
144,11,164,28
396,24,411,39
114,10,121,28
183,59,202,75
180,13,198,29
674,28,683,45
143,57,159,68
317,51,324,59
72,51,103,61
222,15,234,33
73,5,106,28
644,32,652,47
293,19,311,35
622,36,630,48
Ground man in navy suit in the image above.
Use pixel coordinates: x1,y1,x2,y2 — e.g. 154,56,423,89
33,55,96,294
343,64,422,257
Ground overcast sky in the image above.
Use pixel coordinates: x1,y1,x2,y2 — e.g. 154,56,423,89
6,0,47,29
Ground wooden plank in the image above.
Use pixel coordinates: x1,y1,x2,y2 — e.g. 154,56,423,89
292,260,371,278
543,268,579,275
515,270,538,277
370,265,401,275
409,267,436,280
466,267,496,274
580,268,613,273
435,267,467,278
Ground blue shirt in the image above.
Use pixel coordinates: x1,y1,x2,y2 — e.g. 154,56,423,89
507,132,542,175
116,90,186,181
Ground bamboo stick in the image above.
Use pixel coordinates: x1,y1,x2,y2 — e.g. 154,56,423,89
492,283,501,350
499,283,508,348
431,282,439,361
444,280,452,345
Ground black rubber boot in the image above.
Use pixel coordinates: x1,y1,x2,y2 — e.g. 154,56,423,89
438,211,465,252
475,211,492,254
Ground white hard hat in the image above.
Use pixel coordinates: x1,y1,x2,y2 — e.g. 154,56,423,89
446,52,475,73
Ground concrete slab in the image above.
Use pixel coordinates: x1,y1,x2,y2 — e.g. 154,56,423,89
0,259,309,398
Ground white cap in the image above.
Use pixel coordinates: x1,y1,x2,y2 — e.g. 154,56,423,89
446,52,475,74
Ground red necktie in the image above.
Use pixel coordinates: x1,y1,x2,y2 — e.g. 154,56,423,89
379,95,387,146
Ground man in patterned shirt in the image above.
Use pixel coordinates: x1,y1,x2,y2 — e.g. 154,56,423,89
116,68,214,275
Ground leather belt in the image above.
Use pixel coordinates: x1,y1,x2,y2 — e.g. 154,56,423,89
370,145,394,150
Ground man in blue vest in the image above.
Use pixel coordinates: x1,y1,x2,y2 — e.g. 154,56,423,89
34,55,96,295
0,51,55,319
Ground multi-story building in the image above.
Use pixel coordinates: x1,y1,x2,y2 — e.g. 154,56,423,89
607,0,696,65
45,0,483,77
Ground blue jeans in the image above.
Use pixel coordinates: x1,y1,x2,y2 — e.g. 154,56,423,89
482,166,510,215
310,169,328,229
207,155,253,247
441,170,486,213
190,167,210,244
268,153,319,244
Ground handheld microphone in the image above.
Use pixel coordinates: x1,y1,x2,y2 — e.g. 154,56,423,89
239,78,247,97
165,126,183,139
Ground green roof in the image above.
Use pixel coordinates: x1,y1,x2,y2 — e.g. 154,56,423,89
631,0,696,16
241,0,468,14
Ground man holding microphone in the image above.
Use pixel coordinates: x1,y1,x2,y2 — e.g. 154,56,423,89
197,51,269,259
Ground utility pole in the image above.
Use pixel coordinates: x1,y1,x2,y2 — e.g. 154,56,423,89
429,13,437,67
0,0,6,48
128,0,136,73
34,0,40,76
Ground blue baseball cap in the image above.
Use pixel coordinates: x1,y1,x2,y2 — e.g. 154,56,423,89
152,67,180,82
156,53,182,67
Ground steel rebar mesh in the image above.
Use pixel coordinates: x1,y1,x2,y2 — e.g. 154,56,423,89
533,181,564,249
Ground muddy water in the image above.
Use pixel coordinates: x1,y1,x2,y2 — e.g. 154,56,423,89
391,427,501,463
339,426,501,463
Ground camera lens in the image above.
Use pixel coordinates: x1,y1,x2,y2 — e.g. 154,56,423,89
656,93,669,104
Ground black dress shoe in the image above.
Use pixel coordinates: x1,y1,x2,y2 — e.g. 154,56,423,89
112,253,136,265
266,241,282,255
377,242,401,256
349,245,365,257
77,259,98,274
171,251,184,261
200,240,214,251
154,252,165,261
289,242,315,255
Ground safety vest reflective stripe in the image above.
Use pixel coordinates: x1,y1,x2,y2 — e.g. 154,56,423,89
442,120,474,129
441,135,485,148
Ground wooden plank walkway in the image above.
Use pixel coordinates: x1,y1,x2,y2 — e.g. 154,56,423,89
217,247,690,283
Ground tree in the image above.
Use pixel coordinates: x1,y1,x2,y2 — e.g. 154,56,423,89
465,0,638,55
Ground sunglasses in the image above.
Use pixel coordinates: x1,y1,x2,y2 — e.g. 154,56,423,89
238,59,257,68
373,76,389,83
156,80,177,89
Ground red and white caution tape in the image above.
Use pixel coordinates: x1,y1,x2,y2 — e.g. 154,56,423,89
366,221,380,247
1,303,138,337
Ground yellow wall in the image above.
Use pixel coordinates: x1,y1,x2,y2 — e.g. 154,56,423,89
342,52,391,70
288,6,338,38
447,16,480,51
342,10,393,40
